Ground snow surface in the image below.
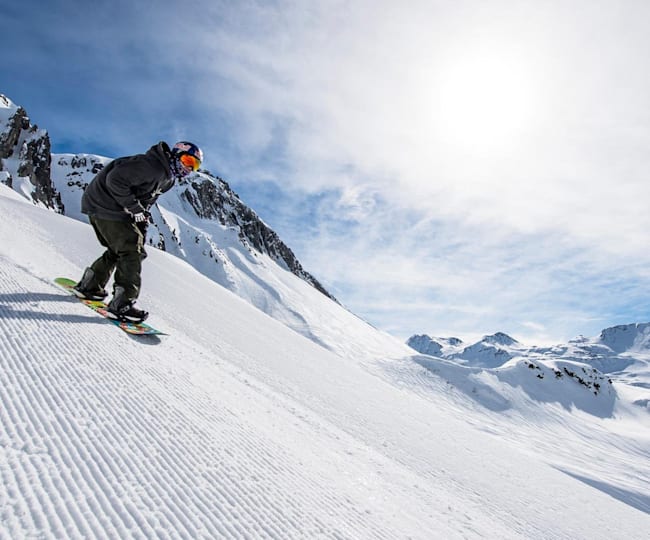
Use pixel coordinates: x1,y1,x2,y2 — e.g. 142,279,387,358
1,184,649,539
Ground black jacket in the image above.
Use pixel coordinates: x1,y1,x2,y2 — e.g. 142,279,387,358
81,142,175,221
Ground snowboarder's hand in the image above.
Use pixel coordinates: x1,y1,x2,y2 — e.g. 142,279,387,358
133,212,148,223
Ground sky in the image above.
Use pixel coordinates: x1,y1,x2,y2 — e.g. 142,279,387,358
2,0,650,345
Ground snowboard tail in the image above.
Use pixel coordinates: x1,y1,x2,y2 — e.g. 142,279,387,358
54,277,166,336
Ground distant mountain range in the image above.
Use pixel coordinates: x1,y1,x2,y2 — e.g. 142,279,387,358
407,323,650,411
408,323,650,369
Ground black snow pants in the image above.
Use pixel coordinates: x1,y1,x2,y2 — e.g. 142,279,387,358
88,216,147,302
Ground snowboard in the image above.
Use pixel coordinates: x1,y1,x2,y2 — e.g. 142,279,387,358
54,277,166,336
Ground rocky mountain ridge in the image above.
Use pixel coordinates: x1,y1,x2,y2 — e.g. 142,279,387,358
0,94,62,212
0,93,334,306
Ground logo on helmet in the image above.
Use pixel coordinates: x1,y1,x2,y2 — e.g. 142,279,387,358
174,143,193,153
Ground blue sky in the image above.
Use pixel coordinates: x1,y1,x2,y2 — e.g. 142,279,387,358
3,0,650,344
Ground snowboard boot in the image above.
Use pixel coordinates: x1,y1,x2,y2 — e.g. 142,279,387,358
106,286,149,323
73,268,108,301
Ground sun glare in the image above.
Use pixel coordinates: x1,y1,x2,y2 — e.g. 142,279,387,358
436,54,534,152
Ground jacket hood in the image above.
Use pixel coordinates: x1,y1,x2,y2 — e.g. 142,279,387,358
147,141,173,176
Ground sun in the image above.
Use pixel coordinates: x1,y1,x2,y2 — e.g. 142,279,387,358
435,54,534,152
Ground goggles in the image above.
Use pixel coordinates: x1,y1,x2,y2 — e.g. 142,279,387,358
179,153,201,172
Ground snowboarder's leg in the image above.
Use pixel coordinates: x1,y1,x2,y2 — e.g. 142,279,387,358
73,218,119,299
87,217,119,289
88,252,118,290
89,217,145,302
88,217,148,322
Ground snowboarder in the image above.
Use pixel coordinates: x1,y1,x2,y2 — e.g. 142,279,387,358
73,141,203,322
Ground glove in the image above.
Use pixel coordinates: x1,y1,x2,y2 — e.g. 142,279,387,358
133,212,148,223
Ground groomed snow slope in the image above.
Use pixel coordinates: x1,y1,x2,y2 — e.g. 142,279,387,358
0,185,649,539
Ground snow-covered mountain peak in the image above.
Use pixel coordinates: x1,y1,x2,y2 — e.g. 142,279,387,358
0,93,17,111
598,322,650,353
406,334,444,356
482,331,518,346
0,94,62,212
406,334,465,357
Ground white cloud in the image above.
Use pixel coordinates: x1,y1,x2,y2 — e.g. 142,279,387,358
190,0,650,252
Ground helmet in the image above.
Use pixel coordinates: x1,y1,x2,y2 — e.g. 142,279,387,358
171,141,203,173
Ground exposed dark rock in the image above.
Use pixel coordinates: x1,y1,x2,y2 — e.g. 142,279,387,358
180,175,336,301
17,129,63,211
0,96,63,212
0,105,30,157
